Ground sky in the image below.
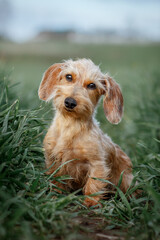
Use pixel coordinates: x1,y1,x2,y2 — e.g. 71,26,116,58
1,0,160,42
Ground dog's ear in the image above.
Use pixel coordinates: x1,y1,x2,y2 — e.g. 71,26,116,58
102,75,123,124
38,63,63,101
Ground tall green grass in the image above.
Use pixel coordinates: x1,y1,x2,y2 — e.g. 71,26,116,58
0,69,160,240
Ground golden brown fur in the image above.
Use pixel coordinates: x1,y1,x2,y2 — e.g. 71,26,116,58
38,59,133,207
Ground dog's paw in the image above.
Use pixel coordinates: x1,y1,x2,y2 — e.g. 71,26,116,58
84,197,101,208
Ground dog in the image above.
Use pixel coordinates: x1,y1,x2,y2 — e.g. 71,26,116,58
38,58,133,207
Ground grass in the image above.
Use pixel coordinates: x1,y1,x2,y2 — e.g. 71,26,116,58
0,40,160,240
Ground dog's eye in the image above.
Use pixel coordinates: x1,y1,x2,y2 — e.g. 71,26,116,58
66,74,72,82
87,83,96,90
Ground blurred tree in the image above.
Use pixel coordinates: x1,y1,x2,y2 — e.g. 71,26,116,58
0,0,12,38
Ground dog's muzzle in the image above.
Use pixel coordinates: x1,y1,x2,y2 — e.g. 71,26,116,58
64,97,77,109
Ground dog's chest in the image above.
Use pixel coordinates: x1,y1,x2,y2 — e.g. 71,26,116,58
53,129,103,164
53,136,91,163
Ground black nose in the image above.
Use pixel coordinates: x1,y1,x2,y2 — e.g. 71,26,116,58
64,97,77,109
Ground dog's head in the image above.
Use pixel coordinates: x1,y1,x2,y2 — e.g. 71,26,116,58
38,59,123,124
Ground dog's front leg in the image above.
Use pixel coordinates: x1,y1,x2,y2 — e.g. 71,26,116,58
83,162,108,207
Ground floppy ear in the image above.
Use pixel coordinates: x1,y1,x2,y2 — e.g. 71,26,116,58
103,75,123,124
38,63,63,101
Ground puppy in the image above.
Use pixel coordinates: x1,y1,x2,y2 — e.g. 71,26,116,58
38,59,133,207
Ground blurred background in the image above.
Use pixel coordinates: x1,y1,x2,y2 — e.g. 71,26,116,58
0,0,160,141
1,0,160,42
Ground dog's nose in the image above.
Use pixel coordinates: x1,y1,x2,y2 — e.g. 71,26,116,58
64,97,77,109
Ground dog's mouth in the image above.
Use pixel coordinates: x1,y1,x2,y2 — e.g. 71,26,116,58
64,107,74,112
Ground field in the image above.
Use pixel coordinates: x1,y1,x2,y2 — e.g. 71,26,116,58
0,39,160,240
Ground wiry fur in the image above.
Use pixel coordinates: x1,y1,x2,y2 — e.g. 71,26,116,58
38,58,133,207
